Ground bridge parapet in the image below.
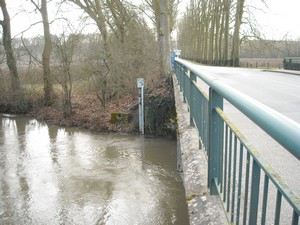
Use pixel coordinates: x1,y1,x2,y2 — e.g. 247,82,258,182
173,74,227,225
174,58,300,225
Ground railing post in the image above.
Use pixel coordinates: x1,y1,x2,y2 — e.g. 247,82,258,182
208,87,224,195
182,66,187,103
175,62,180,85
249,160,261,224
179,65,183,92
190,72,196,126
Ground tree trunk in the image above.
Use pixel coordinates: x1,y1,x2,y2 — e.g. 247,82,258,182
41,0,55,105
218,4,225,65
231,0,245,67
222,0,231,65
214,0,221,65
208,1,215,64
0,0,21,92
159,0,171,77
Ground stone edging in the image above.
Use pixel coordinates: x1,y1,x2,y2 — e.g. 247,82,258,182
173,74,227,225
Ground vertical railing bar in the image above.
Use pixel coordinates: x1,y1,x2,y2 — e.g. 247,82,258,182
249,160,261,225
292,209,299,225
208,89,223,195
223,125,229,202
274,190,282,225
183,67,186,103
196,87,201,139
219,120,225,193
187,70,191,105
261,175,269,225
190,73,196,126
203,99,205,151
180,66,183,92
226,130,233,212
218,116,224,185
205,101,208,152
243,152,251,225
200,94,204,141
236,144,244,225
230,136,238,223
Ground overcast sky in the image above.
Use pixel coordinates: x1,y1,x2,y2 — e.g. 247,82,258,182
250,0,300,40
3,0,300,40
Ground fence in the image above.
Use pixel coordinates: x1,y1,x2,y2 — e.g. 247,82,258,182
240,58,283,69
174,58,300,225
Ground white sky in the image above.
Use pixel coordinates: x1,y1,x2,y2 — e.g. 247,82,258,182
2,0,300,40
249,0,300,40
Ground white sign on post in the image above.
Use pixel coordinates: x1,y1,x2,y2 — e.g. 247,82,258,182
137,78,144,134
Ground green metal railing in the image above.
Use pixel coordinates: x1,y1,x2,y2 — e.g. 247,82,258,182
175,58,300,225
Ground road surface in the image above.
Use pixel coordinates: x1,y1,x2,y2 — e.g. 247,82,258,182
182,61,300,197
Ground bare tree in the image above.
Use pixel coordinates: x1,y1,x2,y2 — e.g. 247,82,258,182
231,0,245,66
222,0,231,65
177,0,252,67
0,0,21,92
67,0,112,107
30,0,55,105
53,33,79,117
68,0,109,57
105,0,133,44
145,0,174,77
159,0,171,76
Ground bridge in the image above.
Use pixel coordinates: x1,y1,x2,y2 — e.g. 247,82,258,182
173,58,300,225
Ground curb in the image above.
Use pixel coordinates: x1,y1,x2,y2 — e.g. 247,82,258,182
262,69,300,76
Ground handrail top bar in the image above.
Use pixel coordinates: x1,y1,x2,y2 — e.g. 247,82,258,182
175,58,300,160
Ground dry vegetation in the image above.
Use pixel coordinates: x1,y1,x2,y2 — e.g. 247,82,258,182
27,94,138,133
0,0,179,134
0,57,161,134
0,1,163,134
240,58,283,69
0,45,173,134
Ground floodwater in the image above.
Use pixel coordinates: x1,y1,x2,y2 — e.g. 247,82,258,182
0,115,189,225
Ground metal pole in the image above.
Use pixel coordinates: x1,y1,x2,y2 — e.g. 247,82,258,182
137,78,144,134
141,82,144,134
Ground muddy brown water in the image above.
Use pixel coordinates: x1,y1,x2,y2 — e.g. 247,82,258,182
0,115,189,225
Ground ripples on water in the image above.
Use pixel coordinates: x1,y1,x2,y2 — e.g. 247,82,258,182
0,115,189,225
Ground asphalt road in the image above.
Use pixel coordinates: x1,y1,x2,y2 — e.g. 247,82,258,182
182,61,300,197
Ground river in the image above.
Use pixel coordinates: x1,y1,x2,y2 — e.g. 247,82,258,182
0,115,189,225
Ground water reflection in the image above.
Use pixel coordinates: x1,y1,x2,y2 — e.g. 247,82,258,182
0,115,189,225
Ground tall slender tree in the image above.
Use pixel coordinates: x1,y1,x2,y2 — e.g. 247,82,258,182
159,0,171,76
222,0,231,65
231,0,245,66
145,0,175,77
0,0,21,92
30,0,55,105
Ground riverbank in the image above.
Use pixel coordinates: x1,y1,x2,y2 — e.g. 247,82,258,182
0,76,176,136
27,94,138,133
